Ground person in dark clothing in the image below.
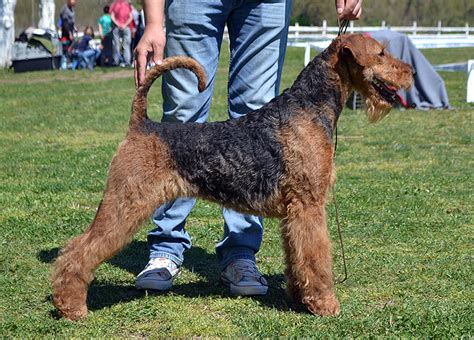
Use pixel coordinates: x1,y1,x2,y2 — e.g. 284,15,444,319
59,0,76,69
70,26,100,70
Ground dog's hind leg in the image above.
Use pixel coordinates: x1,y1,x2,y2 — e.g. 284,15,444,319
51,138,188,320
282,202,340,316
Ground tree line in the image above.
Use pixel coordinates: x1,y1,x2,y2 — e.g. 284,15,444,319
14,0,474,33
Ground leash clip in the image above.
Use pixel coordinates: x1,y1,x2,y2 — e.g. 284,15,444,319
338,19,349,36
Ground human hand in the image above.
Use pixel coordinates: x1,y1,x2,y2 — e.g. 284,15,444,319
134,23,166,87
335,0,363,20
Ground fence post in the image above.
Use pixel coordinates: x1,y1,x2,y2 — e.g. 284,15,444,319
412,21,417,36
295,22,299,39
437,20,442,36
381,20,386,29
322,20,327,37
467,60,474,103
349,20,354,33
304,43,311,66
466,23,470,37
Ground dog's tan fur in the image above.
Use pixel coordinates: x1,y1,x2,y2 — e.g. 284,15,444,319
51,35,413,320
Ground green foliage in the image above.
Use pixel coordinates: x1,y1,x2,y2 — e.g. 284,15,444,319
14,0,474,32
0,46,473,336
292,0,474,26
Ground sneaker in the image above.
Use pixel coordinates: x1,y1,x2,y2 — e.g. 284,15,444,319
135,257,180,291
221,259,268,296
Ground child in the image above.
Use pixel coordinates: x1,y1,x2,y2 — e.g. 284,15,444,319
70,26,100,70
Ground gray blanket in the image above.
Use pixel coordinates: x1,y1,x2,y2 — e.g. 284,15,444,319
368,30,450,110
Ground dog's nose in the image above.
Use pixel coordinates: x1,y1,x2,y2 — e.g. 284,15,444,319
410,65,415,75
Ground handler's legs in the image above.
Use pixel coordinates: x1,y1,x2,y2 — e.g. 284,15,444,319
137,0,229,291
137,0,292,295
217,0,292,295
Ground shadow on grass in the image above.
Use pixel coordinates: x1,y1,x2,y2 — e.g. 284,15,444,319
38,241,307,314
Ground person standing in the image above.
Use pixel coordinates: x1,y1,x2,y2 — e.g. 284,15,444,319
59,0,76,69
110,0,133,67
98,5,112,39
98,5,113,66
134,0,363,295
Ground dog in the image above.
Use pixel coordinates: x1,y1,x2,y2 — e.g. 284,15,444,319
51,33,413,320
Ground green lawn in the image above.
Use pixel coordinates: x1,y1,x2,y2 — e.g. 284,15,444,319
0,45,472,337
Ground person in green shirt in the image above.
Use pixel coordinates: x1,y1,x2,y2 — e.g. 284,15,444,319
98,5,112,39
98,5,113,65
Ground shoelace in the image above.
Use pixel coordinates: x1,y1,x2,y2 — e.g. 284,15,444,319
143,258,177,279
230,260,262,280
148,258,175,269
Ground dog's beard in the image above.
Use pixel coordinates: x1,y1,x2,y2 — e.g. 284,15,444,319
365,94,392,123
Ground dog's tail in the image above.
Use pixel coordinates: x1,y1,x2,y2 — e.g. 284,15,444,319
130,56,207,129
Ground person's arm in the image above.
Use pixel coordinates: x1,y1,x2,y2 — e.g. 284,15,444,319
335,0,363,20
134,0,165,87
124,11,134,28
110,10,120,28
98,21,104,38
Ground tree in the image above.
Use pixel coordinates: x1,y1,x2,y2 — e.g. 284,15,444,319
0,0,17,68
38,0,55,30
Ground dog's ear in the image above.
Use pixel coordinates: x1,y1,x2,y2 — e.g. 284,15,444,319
340,35,367,67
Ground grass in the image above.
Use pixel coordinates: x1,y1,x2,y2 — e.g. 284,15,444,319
0,45,473,337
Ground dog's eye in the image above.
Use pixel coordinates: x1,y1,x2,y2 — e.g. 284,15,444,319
379,50,385,56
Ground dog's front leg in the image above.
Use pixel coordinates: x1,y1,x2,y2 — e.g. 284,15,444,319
282,202,340,316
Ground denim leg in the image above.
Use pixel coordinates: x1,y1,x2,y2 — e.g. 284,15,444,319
147,199,196,265
227,0,292,118
216,0,292,270
147,0,231,264
112,26,121,65
122,27,132,65
71,54,79,70
81,49,97,70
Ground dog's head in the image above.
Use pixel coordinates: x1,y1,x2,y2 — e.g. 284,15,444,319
337,34,413,122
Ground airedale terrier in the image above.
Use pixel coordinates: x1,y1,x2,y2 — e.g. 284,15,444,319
52,34,413,320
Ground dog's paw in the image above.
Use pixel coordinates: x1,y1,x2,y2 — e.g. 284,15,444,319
53,296,88,321
302,293,340,317
59,304,88,321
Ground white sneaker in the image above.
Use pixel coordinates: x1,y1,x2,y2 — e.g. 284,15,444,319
136,257,180,291
221,259,268,296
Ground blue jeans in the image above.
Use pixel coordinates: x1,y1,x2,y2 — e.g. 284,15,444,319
148,0,292,270
71,49,100,70
112,26,131,65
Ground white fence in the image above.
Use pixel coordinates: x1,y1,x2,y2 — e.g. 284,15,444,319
289,20,473,39
288,21,474,65
287,22,474,103
288,21,474,50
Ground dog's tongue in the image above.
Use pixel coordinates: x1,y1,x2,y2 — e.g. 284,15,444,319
386,84,397,91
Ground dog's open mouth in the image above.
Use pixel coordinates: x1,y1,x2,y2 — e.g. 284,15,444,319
372,78,399,104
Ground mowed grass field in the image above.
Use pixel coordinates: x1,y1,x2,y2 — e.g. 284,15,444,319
0,45,472,337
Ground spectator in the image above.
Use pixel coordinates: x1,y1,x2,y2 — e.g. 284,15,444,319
70,26,100,70
98,5,113,66
59,0,76,70
129,1,138,61
98,5,112,39
131,0,145,53
110,0,133,67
